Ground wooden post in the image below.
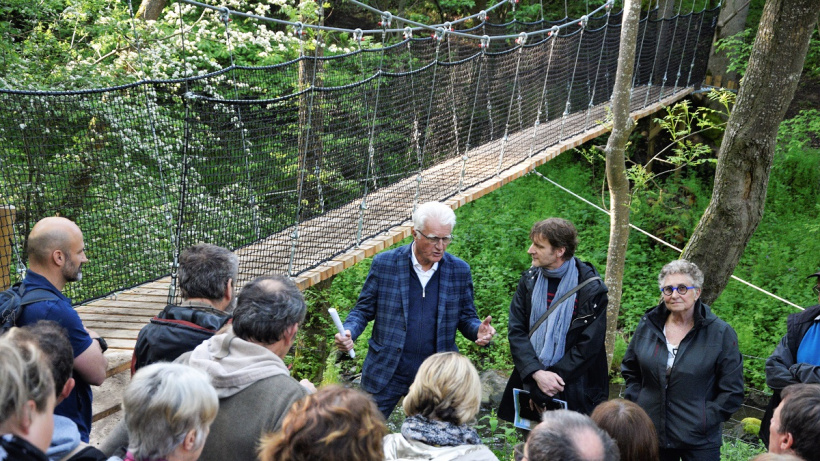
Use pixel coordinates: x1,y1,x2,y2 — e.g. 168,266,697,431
0,205,16,290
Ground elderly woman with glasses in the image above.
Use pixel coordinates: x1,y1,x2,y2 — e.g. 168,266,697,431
621,259,744,461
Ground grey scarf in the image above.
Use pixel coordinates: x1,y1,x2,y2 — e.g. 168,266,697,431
401,415,482,446
529,257,579,368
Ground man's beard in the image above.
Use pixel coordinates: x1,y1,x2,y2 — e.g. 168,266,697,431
63,262,82,282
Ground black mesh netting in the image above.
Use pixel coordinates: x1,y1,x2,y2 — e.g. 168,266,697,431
0,6,718,303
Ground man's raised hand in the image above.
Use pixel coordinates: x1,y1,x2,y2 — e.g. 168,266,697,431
475,316,496,346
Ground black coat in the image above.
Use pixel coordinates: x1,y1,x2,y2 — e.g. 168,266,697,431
132,303,232,374
498,259,609,421
621,299,744,450
760,303,820,446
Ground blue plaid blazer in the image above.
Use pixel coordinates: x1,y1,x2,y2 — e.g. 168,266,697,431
343,244,482,394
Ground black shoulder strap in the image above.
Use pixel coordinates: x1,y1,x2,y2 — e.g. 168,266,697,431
528,276,601,339
19,282,60,306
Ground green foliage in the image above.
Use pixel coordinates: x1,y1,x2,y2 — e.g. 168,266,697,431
610,333,628,380
714,29,755,78
804,27,820,78
475,410,521,460
720,439,764,460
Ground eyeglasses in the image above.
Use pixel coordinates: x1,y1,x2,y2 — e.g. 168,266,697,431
660,284,697,296
415,231,453,245
813,285,820,296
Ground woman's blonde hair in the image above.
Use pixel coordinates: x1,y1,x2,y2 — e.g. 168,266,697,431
0,328,54,426
124,363,218,460
403,352,482,425
259,385,387,461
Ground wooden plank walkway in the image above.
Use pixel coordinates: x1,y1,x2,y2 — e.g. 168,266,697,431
80,85,693,354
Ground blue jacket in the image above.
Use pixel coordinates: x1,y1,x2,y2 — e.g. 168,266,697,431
343,244,482,394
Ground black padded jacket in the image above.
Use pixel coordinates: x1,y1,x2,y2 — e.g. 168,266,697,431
498,259,609,420
621,299,744,450
131,303,231,374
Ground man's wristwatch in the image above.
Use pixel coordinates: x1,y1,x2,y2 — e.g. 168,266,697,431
94,337,109,353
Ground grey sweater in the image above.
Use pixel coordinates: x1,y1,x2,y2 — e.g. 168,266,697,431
179,331,309,461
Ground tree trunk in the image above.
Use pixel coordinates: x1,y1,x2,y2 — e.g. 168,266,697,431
707,0,751,85
682,0,820,304
603,0,642,368
135,0,168,21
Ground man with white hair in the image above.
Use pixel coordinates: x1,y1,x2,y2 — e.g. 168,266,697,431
335,201,496,418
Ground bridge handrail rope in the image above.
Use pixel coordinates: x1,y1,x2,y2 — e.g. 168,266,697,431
126,0,178,305
170,0,195,304
314,6,328,216
222,10,262,244
458,36,490,193
657,0,685,102
686,0,711,87
288,23,317,275
354,25,388,247
444,23,464,185
403,28,424,191
643,0,670,108
560,17,588,141
496,32,528,177
630,0,656,101
413,28,448,213
176,0,614,44
528,27,559,162
0,2,719,305
533,171,803,311
672,0,699,92
585,4,612,131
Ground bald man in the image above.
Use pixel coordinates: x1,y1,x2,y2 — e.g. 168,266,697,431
18,217,107,442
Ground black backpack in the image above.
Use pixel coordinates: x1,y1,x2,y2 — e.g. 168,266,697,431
0,281,59,334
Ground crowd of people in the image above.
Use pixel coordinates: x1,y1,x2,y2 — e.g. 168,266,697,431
2,205,820,461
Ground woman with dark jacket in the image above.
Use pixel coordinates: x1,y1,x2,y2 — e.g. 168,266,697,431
621,259,744,461
498,218,609,422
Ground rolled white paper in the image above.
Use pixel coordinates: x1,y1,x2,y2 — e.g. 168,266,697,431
329,308,355,358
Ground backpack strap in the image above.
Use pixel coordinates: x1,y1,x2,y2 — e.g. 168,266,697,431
18,282,61,307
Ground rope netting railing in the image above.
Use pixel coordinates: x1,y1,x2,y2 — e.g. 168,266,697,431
0,3,718,305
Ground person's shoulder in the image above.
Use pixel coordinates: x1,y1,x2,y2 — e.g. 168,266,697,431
575,259,608,293
373,244,411,263
250,374,306,395
790,304,820,326
443,252,470,270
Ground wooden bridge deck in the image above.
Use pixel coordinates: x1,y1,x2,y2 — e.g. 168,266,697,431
79,86,693,355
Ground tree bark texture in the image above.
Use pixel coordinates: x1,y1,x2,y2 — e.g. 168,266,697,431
682,0,820,304
707,0,751,84
603,0,642,368
136,0,168,21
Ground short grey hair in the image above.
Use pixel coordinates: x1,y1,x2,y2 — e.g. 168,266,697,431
232,275,306,345
124,363,218,460
526,410,619,461
657,259,704,289
412,202,456,232
178,244,239,305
